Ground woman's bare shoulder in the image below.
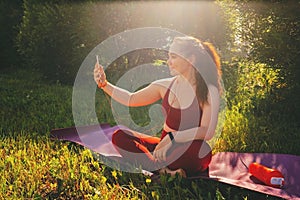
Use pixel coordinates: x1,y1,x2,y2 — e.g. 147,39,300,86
152,77,175,87
151,77,175,98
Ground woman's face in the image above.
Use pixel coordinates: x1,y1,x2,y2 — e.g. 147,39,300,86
167,42,194,76
167,53,189,76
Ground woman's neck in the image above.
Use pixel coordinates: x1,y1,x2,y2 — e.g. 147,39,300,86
176,69,196,86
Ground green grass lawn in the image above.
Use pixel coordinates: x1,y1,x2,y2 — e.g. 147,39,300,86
0,68,284,199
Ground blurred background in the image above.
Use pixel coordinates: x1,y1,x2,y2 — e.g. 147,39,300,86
1,0,299,154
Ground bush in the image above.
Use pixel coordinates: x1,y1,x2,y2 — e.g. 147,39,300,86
16,0,99,84
217,60,284,152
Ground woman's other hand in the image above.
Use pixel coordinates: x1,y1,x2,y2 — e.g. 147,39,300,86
153,135,173,162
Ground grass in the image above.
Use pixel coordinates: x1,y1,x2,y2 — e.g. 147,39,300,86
0,68,285,199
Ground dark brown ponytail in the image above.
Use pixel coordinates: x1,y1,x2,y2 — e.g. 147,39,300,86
202,42,222,83
195,41,221,106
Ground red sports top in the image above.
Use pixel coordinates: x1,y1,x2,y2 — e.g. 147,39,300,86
161,79,202,138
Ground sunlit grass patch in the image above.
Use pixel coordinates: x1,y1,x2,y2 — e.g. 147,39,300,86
0,132,146,199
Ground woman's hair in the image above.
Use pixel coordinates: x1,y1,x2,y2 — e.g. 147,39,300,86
172,36,222,106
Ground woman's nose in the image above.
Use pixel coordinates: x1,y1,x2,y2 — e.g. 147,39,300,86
167,58,171,66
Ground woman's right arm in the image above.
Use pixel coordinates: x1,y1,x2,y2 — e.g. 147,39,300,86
94,63,164,107
101,81,163,107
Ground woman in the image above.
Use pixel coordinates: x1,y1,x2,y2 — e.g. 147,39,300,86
94,36,221,177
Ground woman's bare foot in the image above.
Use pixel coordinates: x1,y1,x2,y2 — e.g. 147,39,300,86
159,167,187,178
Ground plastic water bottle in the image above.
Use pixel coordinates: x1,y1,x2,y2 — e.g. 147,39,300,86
249,162,285,188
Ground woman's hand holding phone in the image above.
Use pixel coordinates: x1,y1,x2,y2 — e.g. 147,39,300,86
94,55,107,88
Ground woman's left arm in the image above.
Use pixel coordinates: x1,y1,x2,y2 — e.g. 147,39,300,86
174,85,220,142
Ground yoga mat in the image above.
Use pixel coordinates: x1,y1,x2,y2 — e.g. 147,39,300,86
50,124,300,199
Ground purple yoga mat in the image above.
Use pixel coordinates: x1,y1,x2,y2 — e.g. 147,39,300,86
51,123,127,157
50,124,300,199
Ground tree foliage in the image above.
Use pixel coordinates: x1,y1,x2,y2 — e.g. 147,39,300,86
14,1,226,83
0,0,23,69
216,0,300,154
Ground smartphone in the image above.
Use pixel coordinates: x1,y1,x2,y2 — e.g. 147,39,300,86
96,55,99,65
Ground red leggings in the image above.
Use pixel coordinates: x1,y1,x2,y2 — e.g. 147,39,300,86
112,129,212,176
